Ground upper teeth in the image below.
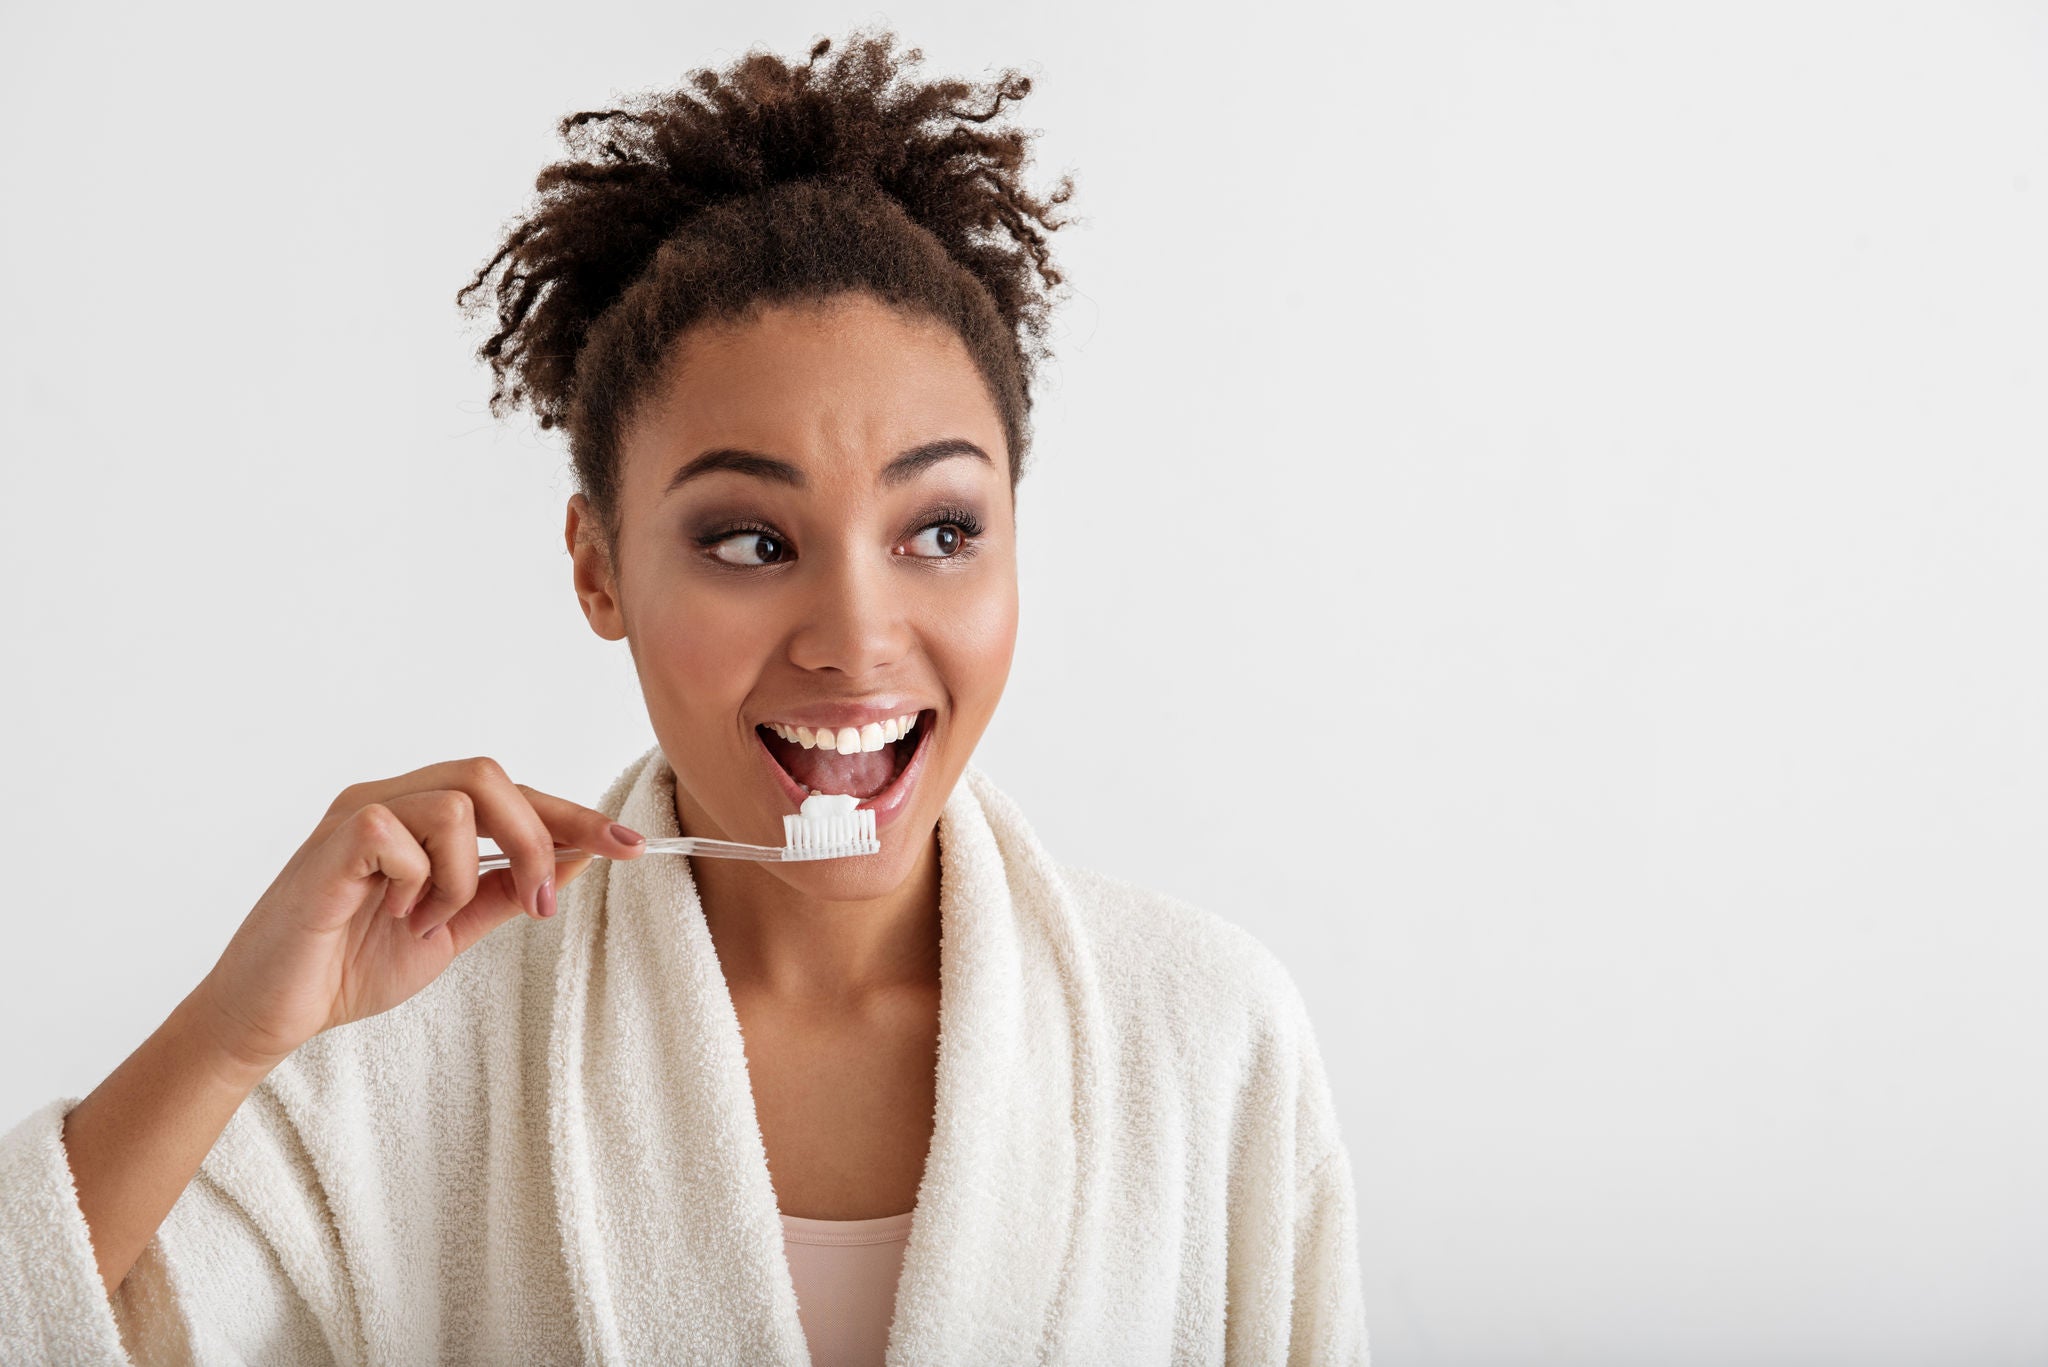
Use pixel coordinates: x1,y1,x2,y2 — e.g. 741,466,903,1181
765,712,921,753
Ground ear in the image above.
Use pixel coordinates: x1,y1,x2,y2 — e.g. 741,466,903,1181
565,494,627,642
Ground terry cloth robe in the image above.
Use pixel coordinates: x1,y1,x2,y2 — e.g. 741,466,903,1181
0,745,1368,1365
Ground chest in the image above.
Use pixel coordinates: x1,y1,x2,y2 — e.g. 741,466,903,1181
732,986,941,1221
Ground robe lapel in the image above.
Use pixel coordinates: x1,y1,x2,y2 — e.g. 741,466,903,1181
884,762,1111,1366
544,747,1111,1366
544,745,802,1365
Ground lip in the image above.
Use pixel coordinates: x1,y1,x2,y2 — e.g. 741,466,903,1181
751,708,937,837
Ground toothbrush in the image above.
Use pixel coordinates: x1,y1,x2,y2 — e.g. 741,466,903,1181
476,792,880,872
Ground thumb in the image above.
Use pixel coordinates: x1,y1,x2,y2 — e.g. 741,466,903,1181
439,852,596,955
438,865,541,955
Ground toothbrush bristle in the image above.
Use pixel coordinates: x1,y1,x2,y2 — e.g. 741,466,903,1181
781,805,881,860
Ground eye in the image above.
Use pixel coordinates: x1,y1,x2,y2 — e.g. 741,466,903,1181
904,522,968,558
900,507,986,560
694,507,985,570
707,529,789,567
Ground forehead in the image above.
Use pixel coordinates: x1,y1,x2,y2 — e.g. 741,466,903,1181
626,295,1002,488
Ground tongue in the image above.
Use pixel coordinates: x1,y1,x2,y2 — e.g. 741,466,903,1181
771,733,897,799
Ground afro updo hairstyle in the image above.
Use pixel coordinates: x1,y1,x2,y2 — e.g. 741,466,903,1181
455,25,1078,581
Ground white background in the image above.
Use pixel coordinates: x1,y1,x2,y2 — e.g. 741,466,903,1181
4,3,2045,1363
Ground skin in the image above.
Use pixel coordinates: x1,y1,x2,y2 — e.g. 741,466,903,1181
566,291,1019,1218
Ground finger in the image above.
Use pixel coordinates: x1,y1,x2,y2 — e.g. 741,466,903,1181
329,757,645,918
379,789,484,939
438,840,597,954
436,874,535,956
329,759,648,872
512,782,648,872
320,758,567,899
446,757,565,921
332,803,433,926
356,756,551,922
551,849,601,891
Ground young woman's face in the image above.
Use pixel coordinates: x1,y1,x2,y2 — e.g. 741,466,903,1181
572,291,1018,897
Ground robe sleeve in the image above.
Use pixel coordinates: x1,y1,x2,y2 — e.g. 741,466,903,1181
1265,950,1373,1366
1290,1140,1370,1366
0,1091,341,1365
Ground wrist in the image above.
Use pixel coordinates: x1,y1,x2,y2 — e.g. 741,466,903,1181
172,982,291,1092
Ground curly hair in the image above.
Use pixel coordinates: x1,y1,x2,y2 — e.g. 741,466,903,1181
455,24,1079,574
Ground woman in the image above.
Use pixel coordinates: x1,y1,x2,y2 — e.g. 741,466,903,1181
0,27,1366,1366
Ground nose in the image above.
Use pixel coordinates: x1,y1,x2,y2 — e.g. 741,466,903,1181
783,540,912,678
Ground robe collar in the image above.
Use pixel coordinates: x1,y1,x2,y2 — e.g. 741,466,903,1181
544,745,1111,1364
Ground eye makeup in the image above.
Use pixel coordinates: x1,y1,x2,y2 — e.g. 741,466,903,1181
689,500,988,570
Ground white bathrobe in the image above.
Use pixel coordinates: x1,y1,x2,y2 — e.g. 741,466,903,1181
1,746,1367,1364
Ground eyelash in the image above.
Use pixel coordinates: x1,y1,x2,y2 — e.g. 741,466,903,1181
693,506,987,570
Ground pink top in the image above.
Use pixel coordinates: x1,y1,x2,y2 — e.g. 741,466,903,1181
779,1209,916,1367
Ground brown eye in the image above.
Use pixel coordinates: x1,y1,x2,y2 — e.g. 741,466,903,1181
710,531,787,566
905,523,967,558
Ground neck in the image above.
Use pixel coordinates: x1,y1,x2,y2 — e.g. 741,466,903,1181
683,798,943,1008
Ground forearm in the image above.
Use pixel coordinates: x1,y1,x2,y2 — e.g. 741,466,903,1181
59,987,276,1301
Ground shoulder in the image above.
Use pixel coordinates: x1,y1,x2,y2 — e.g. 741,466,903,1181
1054,860,1347,1180
962,766,1340,1157
1054,860,1317,1050
962,764,1311,1039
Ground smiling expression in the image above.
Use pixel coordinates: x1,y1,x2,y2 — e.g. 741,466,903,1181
567,289,1019,897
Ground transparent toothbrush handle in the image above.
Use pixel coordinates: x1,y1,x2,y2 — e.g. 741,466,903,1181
476,836,785,873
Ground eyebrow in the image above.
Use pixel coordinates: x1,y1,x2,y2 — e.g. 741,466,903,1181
663,438,992,496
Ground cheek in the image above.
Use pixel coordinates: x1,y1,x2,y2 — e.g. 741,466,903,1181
936,573,1019,710
627,578,774,718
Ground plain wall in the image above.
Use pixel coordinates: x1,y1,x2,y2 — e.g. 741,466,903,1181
2,2,2043,1363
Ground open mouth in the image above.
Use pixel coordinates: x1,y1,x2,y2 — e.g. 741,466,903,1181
754,709,934,805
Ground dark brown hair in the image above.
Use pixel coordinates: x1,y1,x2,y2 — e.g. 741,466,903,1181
455,25,1078,575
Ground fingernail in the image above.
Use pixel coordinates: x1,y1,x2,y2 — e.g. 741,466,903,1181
609,823,645,845
539,877,557,917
